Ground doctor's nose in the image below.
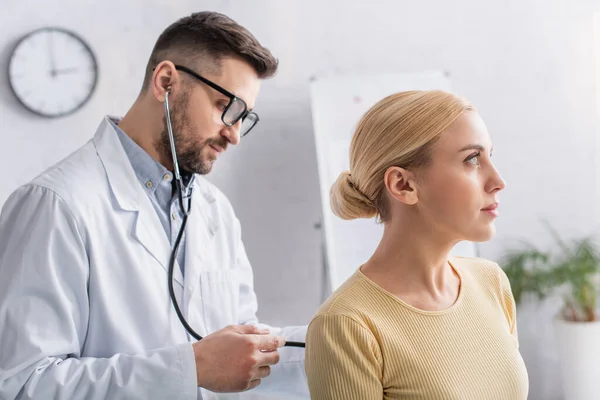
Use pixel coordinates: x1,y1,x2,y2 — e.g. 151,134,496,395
220,122,241,146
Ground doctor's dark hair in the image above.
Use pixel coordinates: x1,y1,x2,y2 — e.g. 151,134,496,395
142,11,278,90
330,90,472,222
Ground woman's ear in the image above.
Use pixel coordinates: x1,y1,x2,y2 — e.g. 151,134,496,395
384,166,419,205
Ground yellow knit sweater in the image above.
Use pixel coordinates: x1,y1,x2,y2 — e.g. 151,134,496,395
305,257,529,400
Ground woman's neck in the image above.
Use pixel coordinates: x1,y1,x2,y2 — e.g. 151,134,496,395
361,219,461,310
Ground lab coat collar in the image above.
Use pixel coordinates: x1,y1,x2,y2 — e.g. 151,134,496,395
94,116,140,212
93,116,217,210
93,116,185,286
93,117,220,288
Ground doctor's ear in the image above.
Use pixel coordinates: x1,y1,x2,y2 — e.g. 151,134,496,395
150,61,179,102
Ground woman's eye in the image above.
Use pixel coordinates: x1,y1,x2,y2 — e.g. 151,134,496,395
466,152,481,166
217,101,228,111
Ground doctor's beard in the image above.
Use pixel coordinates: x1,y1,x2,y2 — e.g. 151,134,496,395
156,90,228,175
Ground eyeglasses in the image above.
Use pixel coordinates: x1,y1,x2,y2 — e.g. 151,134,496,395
174,65,259,137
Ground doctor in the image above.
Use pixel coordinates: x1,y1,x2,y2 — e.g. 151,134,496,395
0,11,307,400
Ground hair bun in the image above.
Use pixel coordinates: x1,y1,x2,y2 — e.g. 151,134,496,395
330,171,378,220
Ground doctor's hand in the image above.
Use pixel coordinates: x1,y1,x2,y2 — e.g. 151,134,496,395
193,324,286,393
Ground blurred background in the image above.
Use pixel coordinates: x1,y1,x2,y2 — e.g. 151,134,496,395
2,1,600,398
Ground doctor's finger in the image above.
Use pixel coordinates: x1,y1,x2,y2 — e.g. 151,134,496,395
234,324,270,335
256,349,281,366
247,379,262,391
255,366,271,379
257,335,286,351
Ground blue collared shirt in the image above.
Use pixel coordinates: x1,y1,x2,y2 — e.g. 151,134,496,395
111,119,193,276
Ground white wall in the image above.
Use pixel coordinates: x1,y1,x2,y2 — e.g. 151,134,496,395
2,1,600,398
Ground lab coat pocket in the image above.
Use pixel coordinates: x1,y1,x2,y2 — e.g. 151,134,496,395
199,269,239,333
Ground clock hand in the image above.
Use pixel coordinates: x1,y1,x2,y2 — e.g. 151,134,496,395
48,31,57,77
54,67,79,75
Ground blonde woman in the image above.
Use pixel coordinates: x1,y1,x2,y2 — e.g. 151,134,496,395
305,90,528,399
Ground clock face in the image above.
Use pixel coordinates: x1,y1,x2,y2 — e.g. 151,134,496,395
8,27,98,118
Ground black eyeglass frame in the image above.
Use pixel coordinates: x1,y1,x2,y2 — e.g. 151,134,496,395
174,64,259,137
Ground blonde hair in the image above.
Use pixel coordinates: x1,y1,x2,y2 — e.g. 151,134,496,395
330,90,472,222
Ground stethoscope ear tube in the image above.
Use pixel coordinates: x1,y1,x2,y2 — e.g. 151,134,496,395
164,89,304,348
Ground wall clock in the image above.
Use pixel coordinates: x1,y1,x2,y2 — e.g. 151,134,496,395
8,27,98,118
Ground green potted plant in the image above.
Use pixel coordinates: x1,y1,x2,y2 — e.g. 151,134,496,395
502,227,600,400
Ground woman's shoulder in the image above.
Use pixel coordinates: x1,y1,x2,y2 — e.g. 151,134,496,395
451,255,512,295
318,271,370,310
307,270,383,350
312,270,376,321
451,255,504,278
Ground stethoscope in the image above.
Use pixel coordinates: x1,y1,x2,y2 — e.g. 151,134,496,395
164,89,305,348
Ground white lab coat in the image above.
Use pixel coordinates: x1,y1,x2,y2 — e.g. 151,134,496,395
0,117,308,400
